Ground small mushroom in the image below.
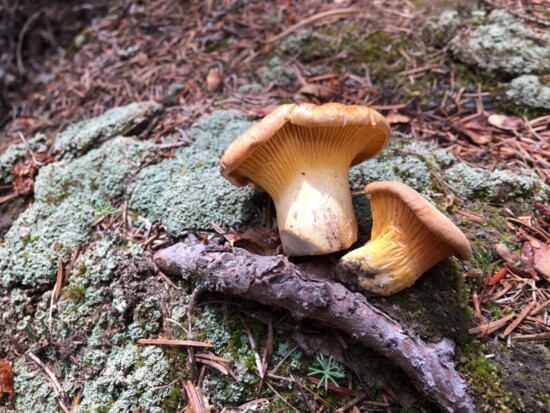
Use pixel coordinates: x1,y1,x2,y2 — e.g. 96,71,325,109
336,181,472,296
220,103,390,256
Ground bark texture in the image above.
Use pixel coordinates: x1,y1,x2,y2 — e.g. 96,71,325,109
154,240,474,413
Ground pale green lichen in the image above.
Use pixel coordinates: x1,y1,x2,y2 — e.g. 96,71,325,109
188,109,252,159
75,344,169,413
258,56,296,85
130,111,266,235
506,75,550,110
0,138,157,288
52,101,162,159
0,198,94,288
82,349,108,371
422,9,462,46
449,10,550,76
58,233,150,336
0,133,46,185
194,306,259,407
14,361,60,413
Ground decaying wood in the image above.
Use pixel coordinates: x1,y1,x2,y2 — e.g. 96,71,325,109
154,240,475,413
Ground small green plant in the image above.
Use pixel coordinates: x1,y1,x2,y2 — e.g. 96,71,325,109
92,199,120,225
472,249,501,278
308,354,346,392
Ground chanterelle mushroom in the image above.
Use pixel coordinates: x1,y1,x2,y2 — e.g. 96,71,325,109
335,181,472,296
220,103,390,256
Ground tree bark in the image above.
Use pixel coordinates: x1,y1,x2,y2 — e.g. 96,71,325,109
154,240,474,413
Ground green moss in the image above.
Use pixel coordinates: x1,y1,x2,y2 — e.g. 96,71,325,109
63,285,86,303
459,342,522,412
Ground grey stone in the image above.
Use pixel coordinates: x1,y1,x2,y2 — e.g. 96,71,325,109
506,75,550,110
52,101,162,159
449,10,550,76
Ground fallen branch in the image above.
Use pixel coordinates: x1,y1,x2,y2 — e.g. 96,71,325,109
154,240,475,413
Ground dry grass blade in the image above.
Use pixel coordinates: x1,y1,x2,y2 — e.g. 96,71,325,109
27,352,69,413
52,256,64,305
183,380,210,413
137,338,214,348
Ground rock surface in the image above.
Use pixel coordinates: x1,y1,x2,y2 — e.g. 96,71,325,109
448,10,550,77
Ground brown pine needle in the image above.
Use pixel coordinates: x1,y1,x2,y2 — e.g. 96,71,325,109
265,7,366,43
504,300,538,336
468,313,515,336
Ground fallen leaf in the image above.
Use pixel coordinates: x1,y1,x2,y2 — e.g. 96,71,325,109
233,227,281,256
12,159,37,196
488,114,522,131
385,110,410,124
532,242,550,280
495,243,530,276
298,83,336,98
0,359,15,397
461,118,491,145
246,105,278,120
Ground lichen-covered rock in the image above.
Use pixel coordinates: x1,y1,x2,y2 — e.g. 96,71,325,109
188,109,254,159
0,199,94,288
422,9,462,46
8,230,170,412
74,344,169,413
350,135,549,203
444,163,547,201
0,133,46,185
0,137,157,288
130,110,266,235
52,101,162,159
448,10,550,76
506,75,550,110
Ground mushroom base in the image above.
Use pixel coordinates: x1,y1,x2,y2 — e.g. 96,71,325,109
275,168,357,256
335,232,457,296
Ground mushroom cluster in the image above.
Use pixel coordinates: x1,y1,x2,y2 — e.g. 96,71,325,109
220,103,471,296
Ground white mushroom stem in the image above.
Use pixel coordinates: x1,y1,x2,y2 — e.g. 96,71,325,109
275,164,357,256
